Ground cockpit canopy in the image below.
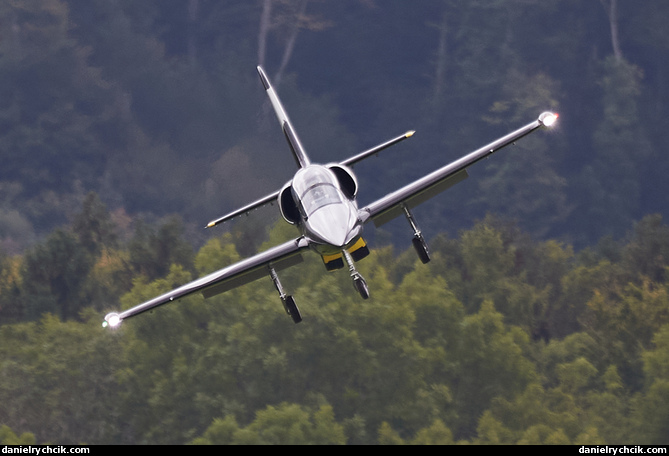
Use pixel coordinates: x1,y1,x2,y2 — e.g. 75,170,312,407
278,164,358,226
292,166,344,218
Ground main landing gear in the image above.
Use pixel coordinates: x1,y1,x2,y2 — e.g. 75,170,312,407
403,205,431,264
343,249,369,299
269,265,302,323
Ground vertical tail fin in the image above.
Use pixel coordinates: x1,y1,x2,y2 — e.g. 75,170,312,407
257,66,311,169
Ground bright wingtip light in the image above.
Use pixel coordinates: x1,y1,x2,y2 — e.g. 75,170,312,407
539,112,559,127
103,312,122,329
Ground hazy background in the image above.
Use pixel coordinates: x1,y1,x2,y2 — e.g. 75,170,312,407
0,0,667,253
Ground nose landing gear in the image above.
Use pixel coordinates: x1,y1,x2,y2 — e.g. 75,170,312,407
353,274,369,300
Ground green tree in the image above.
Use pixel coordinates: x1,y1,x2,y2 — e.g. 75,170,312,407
0,310,124,444
450,301,537,439
635,324,669,444
128,216,194,281
193,403,346,445
21,228,93,321
553,258,622,339
189,416,240,445
517,424,570,445
84,246,133,315
475,410,515,444
459,221,515,312
115,264,212,444
621,214,669,283
577,56,649,242
477,70,568,239
584,366,632,444
0,252,22,324
0,425,36,445
377,422,405,445
506,332,635,444
410,419,454,445
72,192,118,255
582,280,669,390
478,382,579,444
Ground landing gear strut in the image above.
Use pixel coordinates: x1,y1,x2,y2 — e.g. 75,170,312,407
269,265,302,323
403,205,430,264
342,249,369,299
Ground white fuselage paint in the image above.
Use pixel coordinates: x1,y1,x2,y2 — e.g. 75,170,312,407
290,165,362,255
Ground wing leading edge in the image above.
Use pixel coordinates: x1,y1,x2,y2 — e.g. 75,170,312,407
104,236,309,326
360,112,558,227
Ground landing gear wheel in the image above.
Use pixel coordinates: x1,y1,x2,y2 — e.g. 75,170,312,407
353,275,370,300
412,236,431,264
284,296,302,324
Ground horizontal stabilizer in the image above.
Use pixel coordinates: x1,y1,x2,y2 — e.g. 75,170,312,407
340,131,415,167
206,190,279,228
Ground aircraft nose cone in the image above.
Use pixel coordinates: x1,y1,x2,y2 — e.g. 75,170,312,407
307,203,359,248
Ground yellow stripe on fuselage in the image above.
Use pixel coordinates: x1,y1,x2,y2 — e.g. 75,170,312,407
322,252,343,264
347,237,366,253
321,237,367,265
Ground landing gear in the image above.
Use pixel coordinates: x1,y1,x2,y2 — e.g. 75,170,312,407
269,265,302,323
343,249,370,300
403,205,431,264
412,234,430,264
353,274,369,300
282,295,302,324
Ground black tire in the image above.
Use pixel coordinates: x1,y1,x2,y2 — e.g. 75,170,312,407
284,295,302,324
412,236,431,264
353,275,370,300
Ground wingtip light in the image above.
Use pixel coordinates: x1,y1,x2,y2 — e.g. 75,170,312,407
103,312,122,329
539,112,559,128
405,130,416,138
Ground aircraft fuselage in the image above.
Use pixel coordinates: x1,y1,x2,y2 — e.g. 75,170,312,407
290,164,363,255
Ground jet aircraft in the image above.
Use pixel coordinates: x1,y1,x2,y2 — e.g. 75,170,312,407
104,66,558,327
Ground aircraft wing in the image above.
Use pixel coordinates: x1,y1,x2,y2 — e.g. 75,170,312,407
104,236,310,326
360,112,558,227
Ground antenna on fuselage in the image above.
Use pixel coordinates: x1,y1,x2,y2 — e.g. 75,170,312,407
257,66,311,169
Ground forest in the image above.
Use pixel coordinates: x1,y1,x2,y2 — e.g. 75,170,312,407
1,0,669,445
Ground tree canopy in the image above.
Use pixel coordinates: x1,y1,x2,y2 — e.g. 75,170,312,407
1,198,668,443
1,0,669,445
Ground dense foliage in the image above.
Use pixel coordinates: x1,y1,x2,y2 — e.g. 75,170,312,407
1,197,669,444
1,0,669,445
